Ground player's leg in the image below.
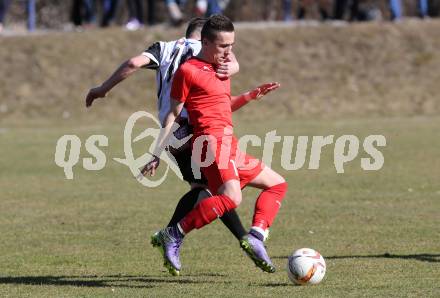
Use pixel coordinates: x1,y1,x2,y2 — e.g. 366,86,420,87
150,147,207,275
154,179,241,275
247,166,287,234
174,140,247,235
219,206,247,240
154,140,243,276
162,145,247,239
165,184,207,227
178,179,242,234
236,155,287,273
166,185,247,239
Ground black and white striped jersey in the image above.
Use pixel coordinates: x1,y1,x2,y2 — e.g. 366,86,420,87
142,38,202,125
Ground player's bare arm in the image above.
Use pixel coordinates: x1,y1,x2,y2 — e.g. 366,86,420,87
140,98,184,177
86,54,151,107
230,82,280,112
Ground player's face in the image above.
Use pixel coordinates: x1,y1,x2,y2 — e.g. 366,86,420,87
204,31,235,65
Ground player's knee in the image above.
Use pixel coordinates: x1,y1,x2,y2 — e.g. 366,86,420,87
229,190,242,206
217,179,242,205
224,187,242,206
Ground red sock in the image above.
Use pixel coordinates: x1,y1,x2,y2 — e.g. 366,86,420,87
252,182,288,230
179,194,237,234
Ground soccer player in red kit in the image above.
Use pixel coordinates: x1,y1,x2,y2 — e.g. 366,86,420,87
142,15,287,276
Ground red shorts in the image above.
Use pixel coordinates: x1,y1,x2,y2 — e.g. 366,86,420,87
192,134,264,195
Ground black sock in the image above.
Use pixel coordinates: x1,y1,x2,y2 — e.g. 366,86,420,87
220,210,247,240
167,188,202,227
167,188,247,240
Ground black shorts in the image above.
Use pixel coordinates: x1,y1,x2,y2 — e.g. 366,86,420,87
170,117,208,185
172,145,208,185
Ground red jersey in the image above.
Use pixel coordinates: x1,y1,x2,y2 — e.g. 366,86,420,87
171,57,232,137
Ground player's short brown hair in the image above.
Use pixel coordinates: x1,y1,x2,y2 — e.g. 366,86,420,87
201,14,234,42
185,17,208,38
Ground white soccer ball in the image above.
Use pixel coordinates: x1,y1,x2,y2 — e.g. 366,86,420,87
287,248,326,285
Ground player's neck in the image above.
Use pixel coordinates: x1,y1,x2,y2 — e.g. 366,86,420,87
196,51,215,65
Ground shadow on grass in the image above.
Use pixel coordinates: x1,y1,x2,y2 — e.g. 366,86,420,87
273,253,440,263
0,274,219,289
257,282,291,287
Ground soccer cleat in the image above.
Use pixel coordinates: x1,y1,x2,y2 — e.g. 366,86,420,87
240,232,276,273
150,226,183,276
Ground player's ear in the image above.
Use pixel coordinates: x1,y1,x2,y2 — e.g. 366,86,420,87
202,37,209,46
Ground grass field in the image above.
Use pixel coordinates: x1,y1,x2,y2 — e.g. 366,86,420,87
1,115,439,297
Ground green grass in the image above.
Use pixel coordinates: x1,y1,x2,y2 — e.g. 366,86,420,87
0,116,439,297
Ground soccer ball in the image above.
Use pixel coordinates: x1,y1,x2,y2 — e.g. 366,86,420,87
287,248,326,285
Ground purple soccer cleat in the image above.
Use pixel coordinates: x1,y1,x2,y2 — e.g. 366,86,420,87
240,231,276,273
150,226,184,276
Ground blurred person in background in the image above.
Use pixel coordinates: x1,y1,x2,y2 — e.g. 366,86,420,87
282,0,293,21
146,0,156,25
26,0,35,31
125,0,156,30
389,0,429,20
101,0,119,27
297,0,331,20
71,0,96,28
0,0,9,33
125,0,143,30
165,0,185,26
333,0,359,21
418,0,429,18
0,0,36,32
195,0,230,16
389,0,402,20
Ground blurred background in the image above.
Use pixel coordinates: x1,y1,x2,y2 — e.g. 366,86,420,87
1,0,440,33
1,0,439,123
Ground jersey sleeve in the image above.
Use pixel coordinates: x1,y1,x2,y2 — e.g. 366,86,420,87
171,64,192,103
141,42,161,69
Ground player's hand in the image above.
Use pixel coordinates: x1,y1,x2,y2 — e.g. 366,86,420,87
215,61,231,79
249,82,281,100
139,155,160,177
86,86,107,108
216,55,239,79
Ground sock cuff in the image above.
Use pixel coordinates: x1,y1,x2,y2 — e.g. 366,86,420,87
266,182,288,194
219,194,238,209
176,222,185,236
272,181,288,190
250,227,265,241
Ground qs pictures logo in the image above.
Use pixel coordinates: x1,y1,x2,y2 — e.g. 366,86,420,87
54,111,387,187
